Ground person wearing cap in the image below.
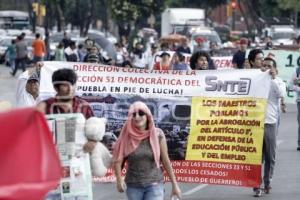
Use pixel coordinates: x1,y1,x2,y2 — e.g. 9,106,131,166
37,68,94,119
232,38,248,69
15,71,40,108
193,37,207,53
154,52,171,70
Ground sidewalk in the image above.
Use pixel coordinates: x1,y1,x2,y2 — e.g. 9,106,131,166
0,64,18,105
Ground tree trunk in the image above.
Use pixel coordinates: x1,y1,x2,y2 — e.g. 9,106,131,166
55,0,65,32
243,0,260,36
238,0,251,35
83,0,95,36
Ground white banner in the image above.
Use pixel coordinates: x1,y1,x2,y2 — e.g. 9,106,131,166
40,61,270,99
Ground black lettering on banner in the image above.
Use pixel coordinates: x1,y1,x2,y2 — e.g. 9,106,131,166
286,54,294,67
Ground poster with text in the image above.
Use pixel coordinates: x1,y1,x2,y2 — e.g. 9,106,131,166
40,61,271,187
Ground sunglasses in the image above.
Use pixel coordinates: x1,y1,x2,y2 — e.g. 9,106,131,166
132,110,146,118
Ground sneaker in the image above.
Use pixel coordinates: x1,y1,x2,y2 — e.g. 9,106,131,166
297,146,300,151
264,186,272,194
254,188,263,197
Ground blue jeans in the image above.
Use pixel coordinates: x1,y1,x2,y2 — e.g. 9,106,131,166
126,182,164,200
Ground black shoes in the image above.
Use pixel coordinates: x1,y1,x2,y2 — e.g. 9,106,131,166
297,146,300,151
253,188,263,197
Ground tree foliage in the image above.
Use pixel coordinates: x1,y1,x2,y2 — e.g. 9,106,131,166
277,0,300,11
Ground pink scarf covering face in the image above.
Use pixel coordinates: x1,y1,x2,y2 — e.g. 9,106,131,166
112,101,161,168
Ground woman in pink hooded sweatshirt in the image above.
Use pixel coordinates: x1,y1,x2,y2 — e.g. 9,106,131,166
113,101,181,200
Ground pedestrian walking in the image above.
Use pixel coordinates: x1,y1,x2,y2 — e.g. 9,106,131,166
289,64,300,151
32,33,46,63
253,57,283,197
113,101,181,200
5,39,16,72
11,35,28,76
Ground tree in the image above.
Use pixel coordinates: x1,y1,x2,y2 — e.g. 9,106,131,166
277,0,300,27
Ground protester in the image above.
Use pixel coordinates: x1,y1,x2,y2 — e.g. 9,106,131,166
61,31,71,48
253,57,283,197
37,68,93,119
54,42,66,61
77,44,87,62
115,43,126,66
264,36,273,50
32,33,46,63
209,41,220,57
130,42,147,68
65,41,79,62
154,52,171,70
193,37,207,53
5,39,16,72
145,43,158,70
121,60,133,68
113,101,181,200
232,38,248,69
15,72,39,107
84,45,105,64
248,48,264,69
190,50,215,70
11,35,28,76
171,51,189,70
176,39,191,54
289,64,300,151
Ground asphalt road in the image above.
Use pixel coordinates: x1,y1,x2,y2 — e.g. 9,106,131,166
1,64,299,200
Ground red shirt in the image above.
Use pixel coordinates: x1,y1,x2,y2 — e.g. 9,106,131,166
44,96,94,119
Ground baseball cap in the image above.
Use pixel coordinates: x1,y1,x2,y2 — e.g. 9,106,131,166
239,38,248,45
195,37,206,43
27,72,39,82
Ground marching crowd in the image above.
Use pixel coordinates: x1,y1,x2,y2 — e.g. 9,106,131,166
2,30,300,199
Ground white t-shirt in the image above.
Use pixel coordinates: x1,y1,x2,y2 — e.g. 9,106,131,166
15,71,39,107
265,79,283,124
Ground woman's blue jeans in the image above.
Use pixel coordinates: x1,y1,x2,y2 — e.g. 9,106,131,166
126,182,164,200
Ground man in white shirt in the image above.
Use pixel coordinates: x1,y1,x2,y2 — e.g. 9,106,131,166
15,69,40,107
289,66,300,151
253,57,283,197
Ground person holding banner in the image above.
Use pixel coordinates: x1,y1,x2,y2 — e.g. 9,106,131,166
113,101,181,200
248,48,264,69
289,65,300,151
37,68,94,119
190,50,216,70
154,52,171,70
253,57,283,197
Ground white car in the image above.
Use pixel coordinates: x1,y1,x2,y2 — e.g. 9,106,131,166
269,25,297,45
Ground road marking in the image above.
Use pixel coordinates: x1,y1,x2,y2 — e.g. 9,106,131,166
183,184,208,195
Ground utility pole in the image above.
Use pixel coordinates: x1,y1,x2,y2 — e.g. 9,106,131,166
231,0,237,31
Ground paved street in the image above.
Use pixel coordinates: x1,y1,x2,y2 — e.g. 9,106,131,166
1,64,299,200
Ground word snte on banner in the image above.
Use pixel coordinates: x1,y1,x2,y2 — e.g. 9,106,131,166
40,61,271,188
